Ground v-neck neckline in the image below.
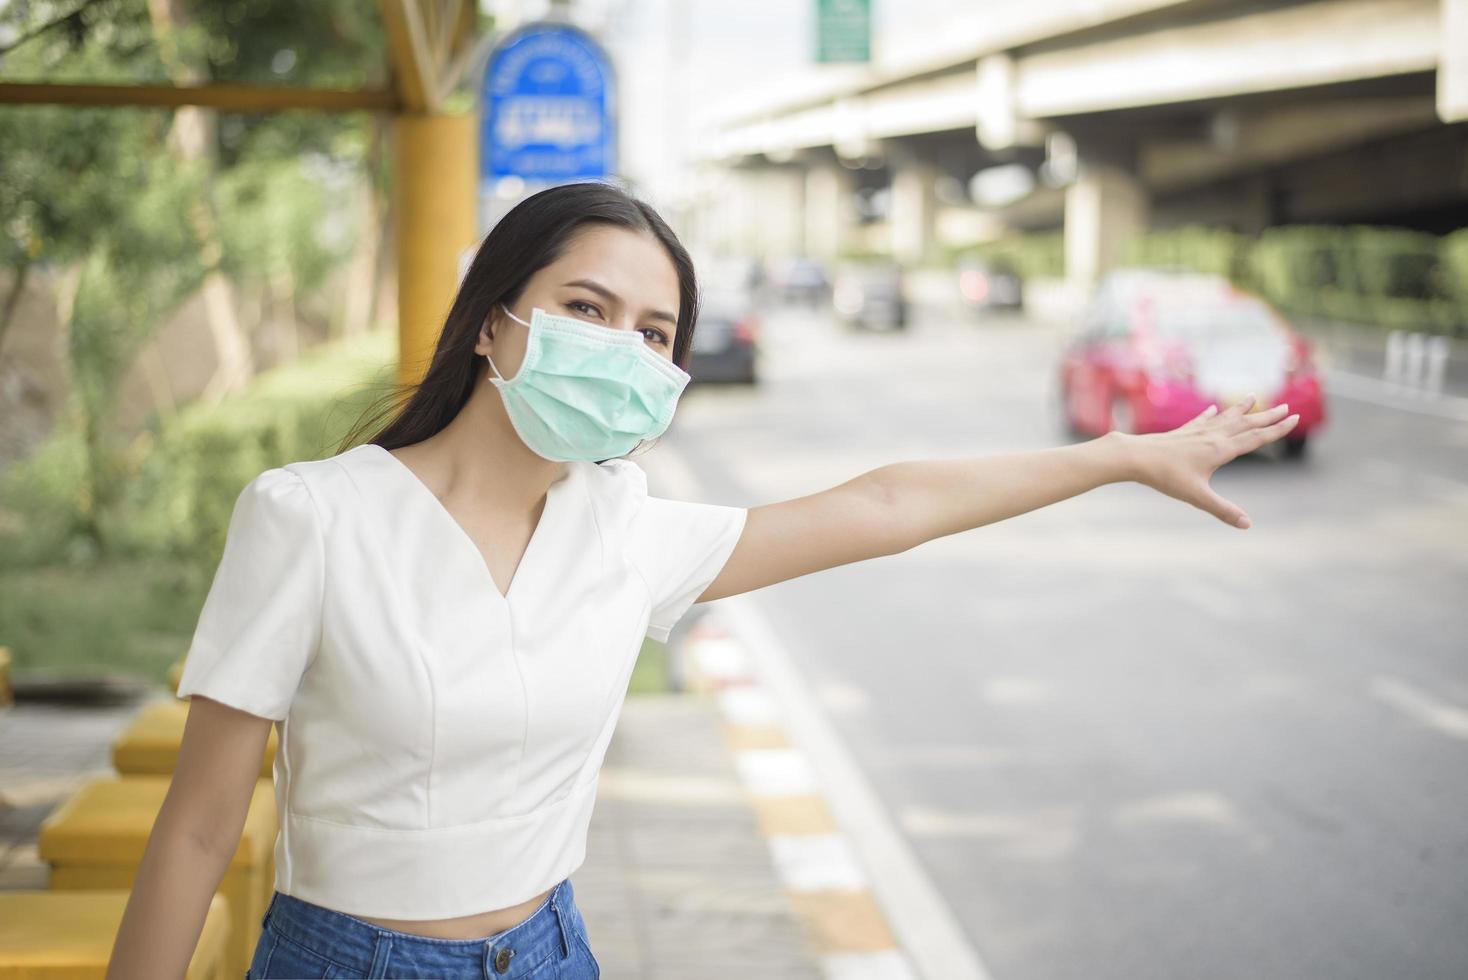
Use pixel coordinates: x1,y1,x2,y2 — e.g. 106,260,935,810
366,443,577,606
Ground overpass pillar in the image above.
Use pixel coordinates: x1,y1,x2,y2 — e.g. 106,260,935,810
976,54,1046,150
890,161,940,265
1441,0,1468,122
804,163,856,260
1064,159,1148,289
726,167,806,260
394,111,478,387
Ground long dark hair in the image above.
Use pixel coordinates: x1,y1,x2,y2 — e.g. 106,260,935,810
336,180,700,458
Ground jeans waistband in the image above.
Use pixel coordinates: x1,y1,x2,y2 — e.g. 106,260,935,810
261,878,577,978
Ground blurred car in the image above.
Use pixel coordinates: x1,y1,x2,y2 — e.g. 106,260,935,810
1058,269,1325,458
832,261,908,331
688,286,760,384
768,256,829,307
957,257,1023,313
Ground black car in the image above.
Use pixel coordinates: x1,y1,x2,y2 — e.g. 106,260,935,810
769,256,830,307
688,288,759,384
957,257,1023,313
832,261,908,331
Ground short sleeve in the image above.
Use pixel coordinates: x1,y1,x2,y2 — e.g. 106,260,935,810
627,488,747,643
175,466,326,721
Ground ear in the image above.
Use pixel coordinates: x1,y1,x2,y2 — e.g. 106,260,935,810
474,311,497,355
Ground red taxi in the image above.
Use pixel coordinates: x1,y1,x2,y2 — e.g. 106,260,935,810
1058,270,1325,458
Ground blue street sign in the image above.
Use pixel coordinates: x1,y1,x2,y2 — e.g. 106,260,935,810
482,23,617,183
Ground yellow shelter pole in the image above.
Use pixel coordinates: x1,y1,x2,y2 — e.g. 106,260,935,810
393,111,478,388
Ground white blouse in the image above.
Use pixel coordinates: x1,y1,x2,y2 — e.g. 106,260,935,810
174,442,747,919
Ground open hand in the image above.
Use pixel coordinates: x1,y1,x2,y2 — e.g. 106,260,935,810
1117,394,1300,529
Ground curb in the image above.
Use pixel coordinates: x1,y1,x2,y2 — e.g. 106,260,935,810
678,616,919,980
642,440,990,979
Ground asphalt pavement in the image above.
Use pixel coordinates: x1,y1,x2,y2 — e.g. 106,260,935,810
664,298,1468,980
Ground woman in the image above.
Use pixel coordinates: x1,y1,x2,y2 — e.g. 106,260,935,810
105,182,1298,980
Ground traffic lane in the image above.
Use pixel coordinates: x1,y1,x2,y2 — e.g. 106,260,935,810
670,305,1468,980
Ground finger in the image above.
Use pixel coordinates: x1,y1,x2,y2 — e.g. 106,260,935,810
1241,403,1290,430
1178,404,1218,431
1236,412,1301,451
1223,398,1287,435
1199,485,1250,528
1225,392,1256,416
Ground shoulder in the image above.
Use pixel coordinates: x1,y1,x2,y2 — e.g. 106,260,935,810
575,457,650,542
261,445,378,519
227,449,369,539
232,464,320,533
580,457,649,504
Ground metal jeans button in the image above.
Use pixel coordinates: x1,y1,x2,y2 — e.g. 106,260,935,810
493,945,515,973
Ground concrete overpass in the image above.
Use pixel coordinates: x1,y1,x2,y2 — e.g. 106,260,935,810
691,0,1468,285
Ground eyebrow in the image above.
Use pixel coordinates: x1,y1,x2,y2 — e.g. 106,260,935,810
561,279,678,327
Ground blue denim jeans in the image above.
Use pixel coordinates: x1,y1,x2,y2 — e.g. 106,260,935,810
245,877,599,979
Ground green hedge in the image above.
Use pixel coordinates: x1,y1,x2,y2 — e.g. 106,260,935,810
949,224,1468,336
1244,225,1462,334
0,328,398,680
0,327,396,575
1122,227,1252,284
121,328,398,568
946,232,1065,280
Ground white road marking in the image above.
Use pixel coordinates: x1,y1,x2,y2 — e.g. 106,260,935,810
719,595,996,980
1112,791,1242,830
822,950,921,980
979,676,1053,706
734,747,819,796
816,680,871,713
689,636,752,683
717,685,782,726
1323,368,1468,422
767,833,871,891
899,805,1078,861
1368,675,1468,740
596,768,746,805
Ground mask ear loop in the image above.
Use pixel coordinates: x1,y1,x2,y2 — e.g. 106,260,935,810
486,304,527,384
625,435,660,458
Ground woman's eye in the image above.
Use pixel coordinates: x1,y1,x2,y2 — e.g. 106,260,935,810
567,300,601,318
640,328,670,346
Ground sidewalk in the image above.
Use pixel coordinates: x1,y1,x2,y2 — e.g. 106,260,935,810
0,679,826,978
583,687,823,978
1295,317,1468,399
0,698,137,891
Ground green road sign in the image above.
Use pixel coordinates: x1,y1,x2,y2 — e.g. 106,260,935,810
816,0,870,63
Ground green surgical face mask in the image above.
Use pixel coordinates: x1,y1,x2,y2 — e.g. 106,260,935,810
487,305,691,462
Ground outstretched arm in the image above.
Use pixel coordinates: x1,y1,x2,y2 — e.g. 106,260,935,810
699,394,1299,603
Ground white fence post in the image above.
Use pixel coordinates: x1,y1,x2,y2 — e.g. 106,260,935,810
1425,334,1450,397
1385,329,1405,386
1404,331,1428,397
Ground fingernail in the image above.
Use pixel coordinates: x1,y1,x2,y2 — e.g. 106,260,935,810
1236,515,1251,529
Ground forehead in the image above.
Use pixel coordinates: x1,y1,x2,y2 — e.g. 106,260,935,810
538,225,681,316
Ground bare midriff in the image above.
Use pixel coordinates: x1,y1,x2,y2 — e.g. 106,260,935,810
351,885,556,940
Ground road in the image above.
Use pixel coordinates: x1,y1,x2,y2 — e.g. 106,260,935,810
663,300,1468,980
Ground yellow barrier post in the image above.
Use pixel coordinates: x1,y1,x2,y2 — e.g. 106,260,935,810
114,699,276,778
0,890,231,980
38,775,275,979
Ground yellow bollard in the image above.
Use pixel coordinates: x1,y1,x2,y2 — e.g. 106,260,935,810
113,698,276,778
0,889,231,979
38,775,275,980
